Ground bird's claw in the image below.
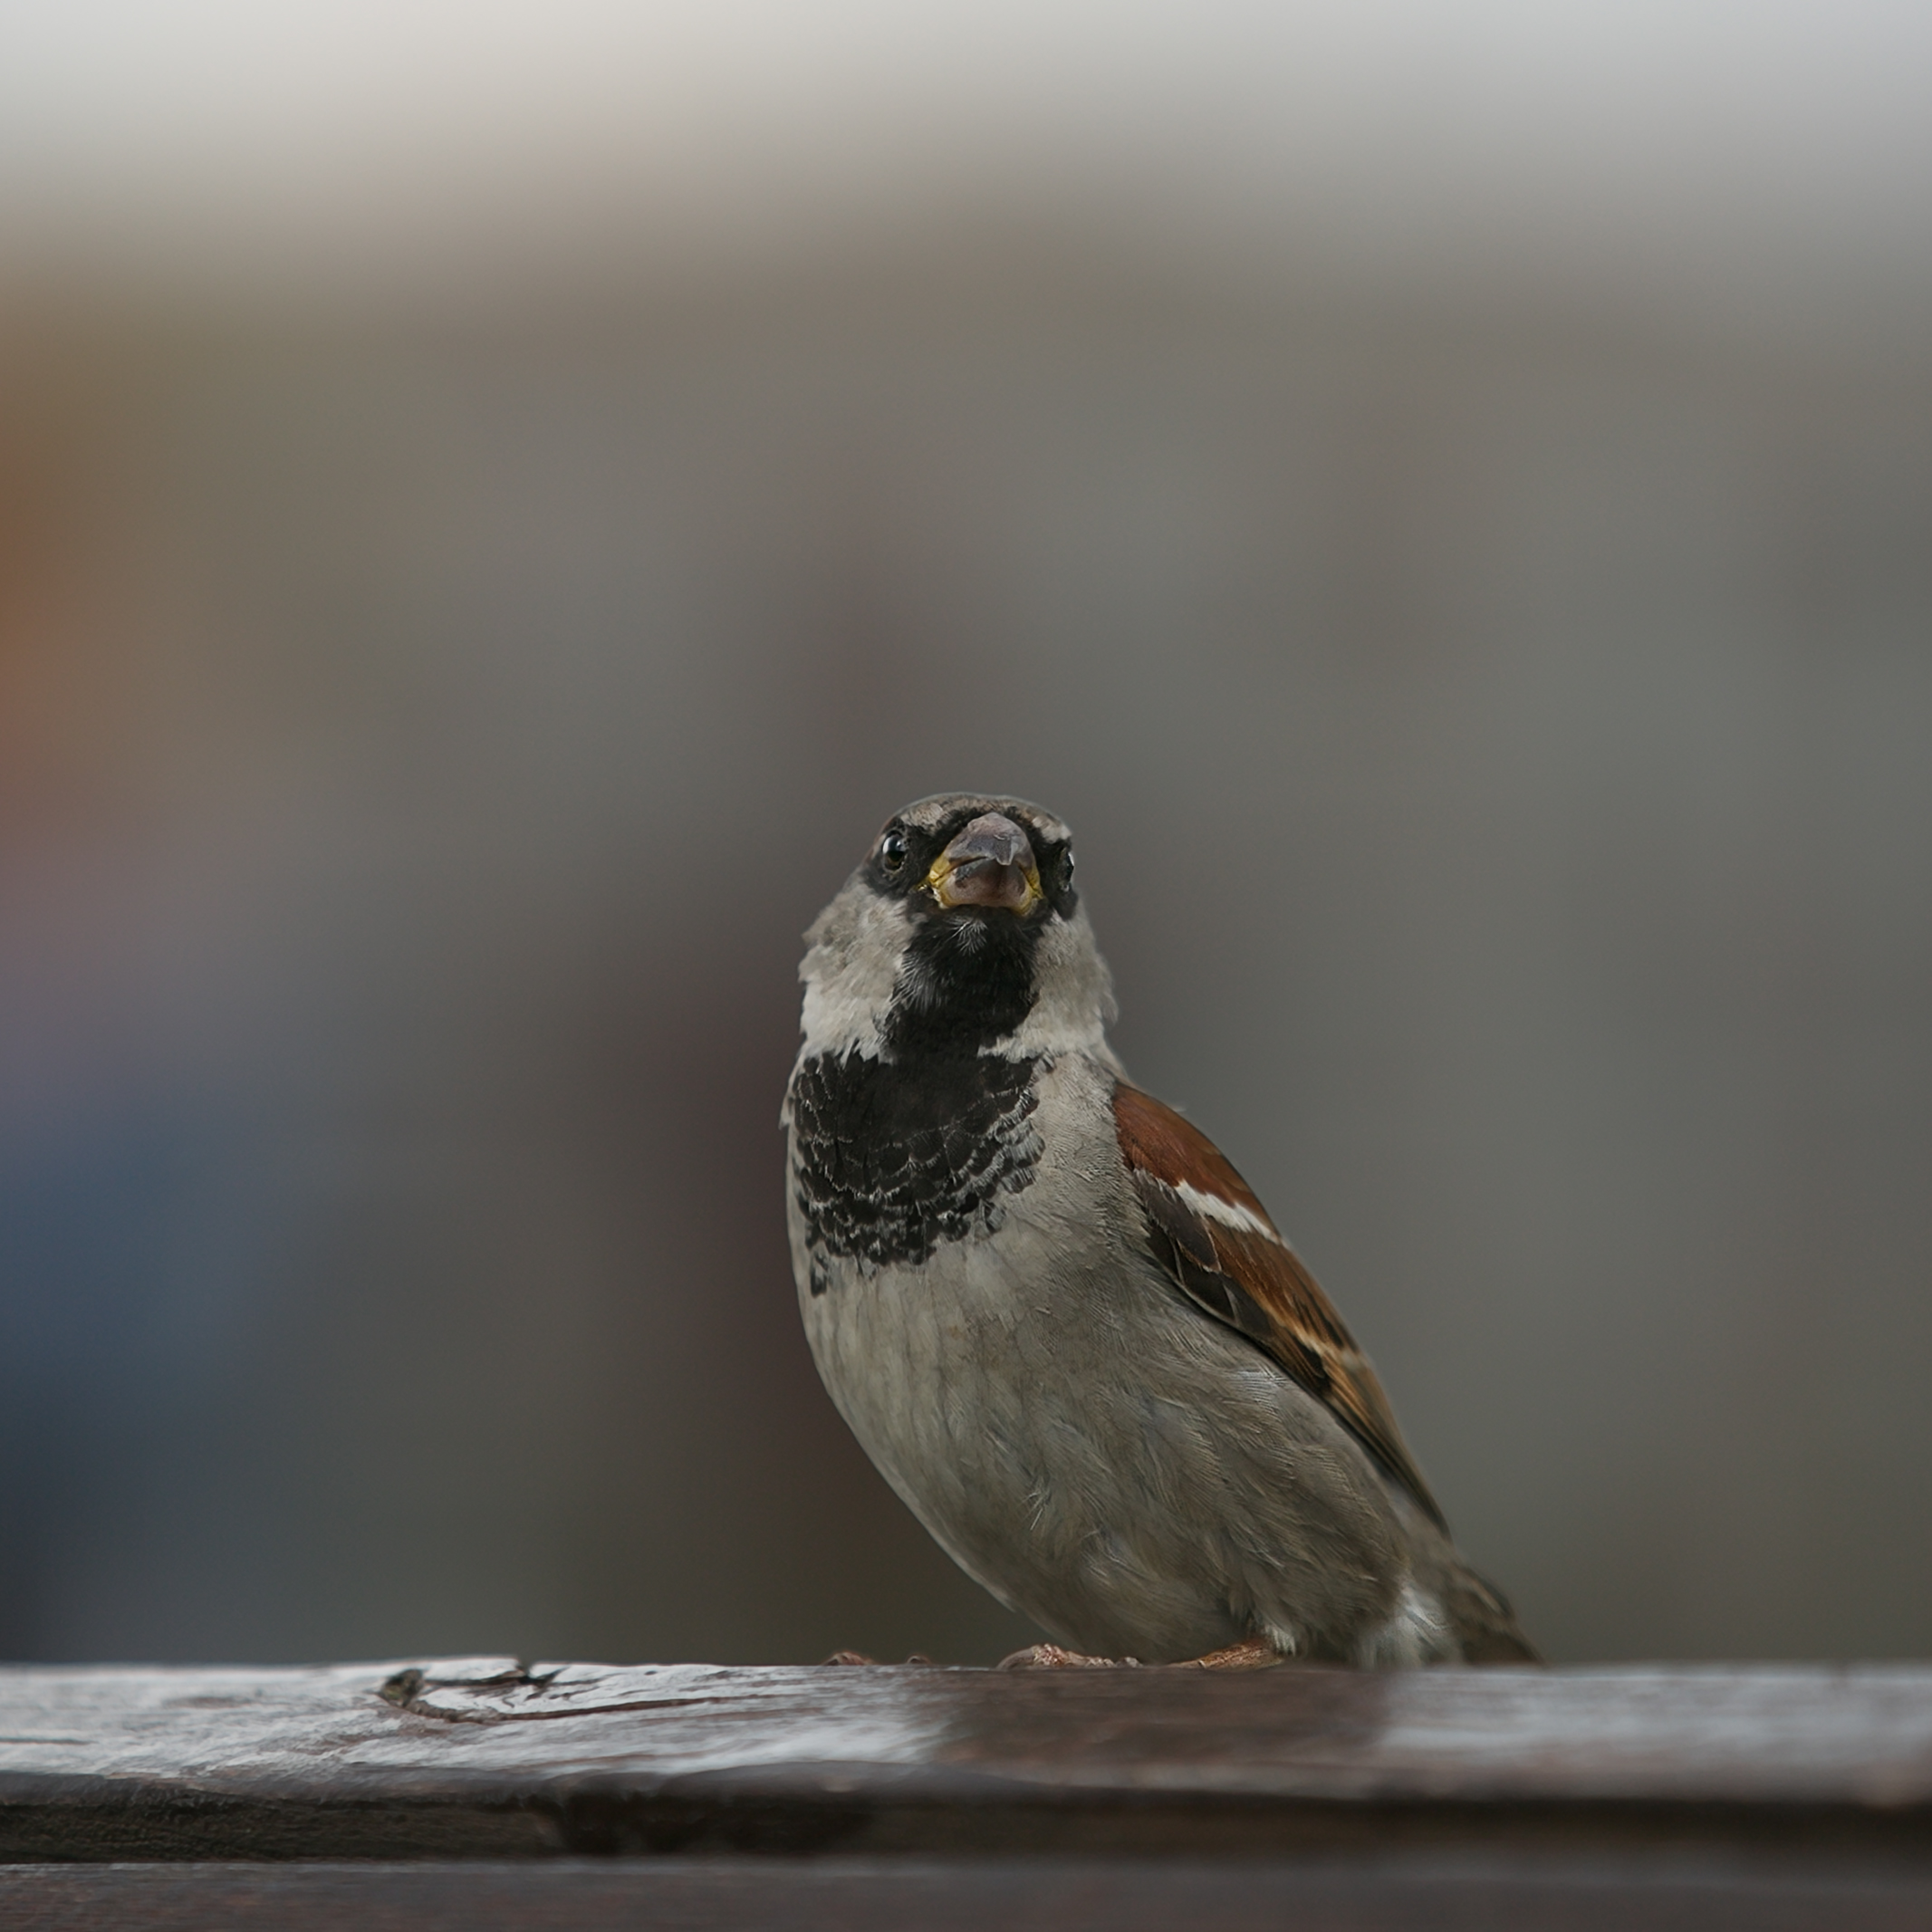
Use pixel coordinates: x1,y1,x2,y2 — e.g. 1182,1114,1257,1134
1180,1638,1284,1670
996,1643,1140,1669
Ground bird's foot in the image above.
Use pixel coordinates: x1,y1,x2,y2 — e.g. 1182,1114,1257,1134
997,1643,1141,1669
1177,1638,1283,1670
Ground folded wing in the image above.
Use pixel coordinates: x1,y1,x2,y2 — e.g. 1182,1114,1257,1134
1113,1081,1447,1531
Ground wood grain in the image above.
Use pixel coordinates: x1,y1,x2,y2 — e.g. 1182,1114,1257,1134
5,1856,1932,1932
1,1659,1930,1864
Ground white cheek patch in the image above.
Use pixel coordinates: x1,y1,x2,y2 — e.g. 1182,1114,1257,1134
799,983,884,1061
1174,1181,1280,1244
797,883,909,1059
798,874,1121,1069
996,908,1117,1060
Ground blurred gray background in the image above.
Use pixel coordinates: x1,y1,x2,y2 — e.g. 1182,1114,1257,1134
1,0,1928,1668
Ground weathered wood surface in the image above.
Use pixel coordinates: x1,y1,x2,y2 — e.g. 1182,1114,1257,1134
2,1658,1931,1865
5,1855,1932,1932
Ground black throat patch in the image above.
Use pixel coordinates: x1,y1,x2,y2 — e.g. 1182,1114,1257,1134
789,1049,1043,1282
790,895,1052,1283
880,911,1041,1057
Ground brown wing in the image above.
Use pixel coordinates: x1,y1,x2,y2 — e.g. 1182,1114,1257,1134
1113,1081,1447,1530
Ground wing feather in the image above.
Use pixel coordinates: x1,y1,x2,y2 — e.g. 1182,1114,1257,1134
1113,1081,1447,1530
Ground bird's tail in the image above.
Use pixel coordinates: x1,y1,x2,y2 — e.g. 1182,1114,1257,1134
1442,1563,1541,1664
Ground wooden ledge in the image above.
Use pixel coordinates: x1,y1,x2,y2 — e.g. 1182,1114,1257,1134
6,1854,1932,1932
2,1659,1930,1865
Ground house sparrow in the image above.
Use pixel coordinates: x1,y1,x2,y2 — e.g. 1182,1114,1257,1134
783,794,1535,1668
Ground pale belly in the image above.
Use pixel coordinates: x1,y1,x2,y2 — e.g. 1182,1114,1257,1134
793,1190,1413,1663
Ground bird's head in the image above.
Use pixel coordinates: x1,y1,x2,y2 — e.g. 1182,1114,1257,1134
799,793,1117,1062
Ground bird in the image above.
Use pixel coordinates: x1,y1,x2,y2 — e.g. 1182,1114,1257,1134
783,793,1535,1669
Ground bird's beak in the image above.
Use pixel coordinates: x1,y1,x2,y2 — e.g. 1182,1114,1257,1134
925,812,1043,913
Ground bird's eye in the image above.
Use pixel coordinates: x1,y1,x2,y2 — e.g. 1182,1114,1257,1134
879,831,908,873
1062,851,1075,887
